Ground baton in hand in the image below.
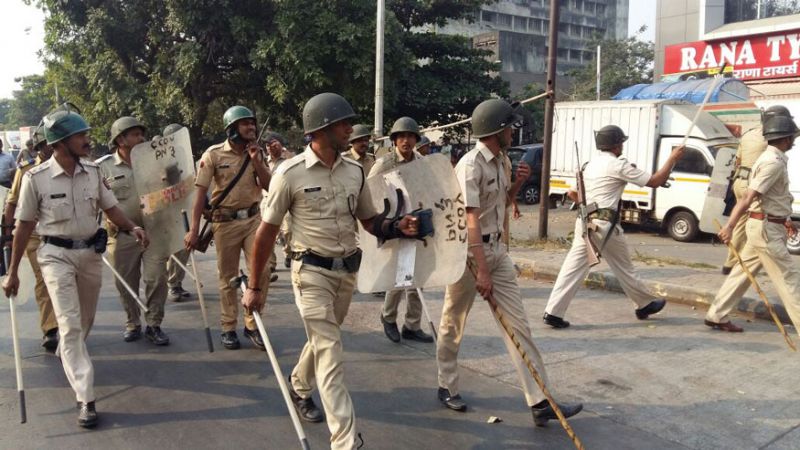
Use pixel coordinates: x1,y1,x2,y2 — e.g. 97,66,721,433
3,246,26,423
183,210,214,353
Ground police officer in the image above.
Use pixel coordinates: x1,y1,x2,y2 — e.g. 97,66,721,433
2,107,148,428
542,125,683,328
98,116,170,345
162,123,193,302
722,105,793,274
184,106,270,350
242,93,420,450
263,131,294,273
436,99,582,426
416,135,432,156
707,115,800,333
372,117,433,344
17,138,36,164
343,124,376,175
3,125,58,350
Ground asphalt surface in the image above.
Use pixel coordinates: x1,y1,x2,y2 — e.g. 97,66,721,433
0,249,798,449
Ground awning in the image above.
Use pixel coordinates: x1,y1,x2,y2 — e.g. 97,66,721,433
747,80,800,100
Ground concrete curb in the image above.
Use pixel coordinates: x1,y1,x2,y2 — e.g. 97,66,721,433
512,256,791,324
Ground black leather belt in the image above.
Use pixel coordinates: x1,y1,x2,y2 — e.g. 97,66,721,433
211,204,259,222
293,251,362,273
43,234,98,250
482,232,502,243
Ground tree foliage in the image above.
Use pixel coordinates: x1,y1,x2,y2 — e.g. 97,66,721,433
567,26,654,101
27,0,506,151
3,75,53,129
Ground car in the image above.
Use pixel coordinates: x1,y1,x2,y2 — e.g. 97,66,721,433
507,144,543,204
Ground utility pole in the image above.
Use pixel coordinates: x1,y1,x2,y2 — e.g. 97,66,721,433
374,0,385,138
596,45,601,101
538,0,560,239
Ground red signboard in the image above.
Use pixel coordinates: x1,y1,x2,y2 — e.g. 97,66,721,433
664,29,800,81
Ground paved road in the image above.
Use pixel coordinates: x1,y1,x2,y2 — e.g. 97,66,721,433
0,251,798,449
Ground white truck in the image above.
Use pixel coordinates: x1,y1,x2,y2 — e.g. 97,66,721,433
548,100,739,242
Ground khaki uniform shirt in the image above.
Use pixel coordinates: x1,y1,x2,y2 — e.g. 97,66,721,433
7,155,43,206
97,152,143,227
262,145,376,257
748,145,793,218
16,148,37,165
736,126,768,176
195,139,268,210
344,147,376,176
575,150,651,209
455,142,509,235
17,158,118,240
368,147,421,178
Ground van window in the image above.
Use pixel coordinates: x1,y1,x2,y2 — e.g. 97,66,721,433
674,147,711,175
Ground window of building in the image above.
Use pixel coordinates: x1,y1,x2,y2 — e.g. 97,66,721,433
570,49,583,61
724,0,800,23
513,15,527,31
558,48,569,60
585,1,596,14
571,0,583,10
482,11,496,24
596,3,605,15
497,13,512,28
558,22,568,33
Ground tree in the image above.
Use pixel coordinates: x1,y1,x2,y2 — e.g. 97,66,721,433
567,26,654,101
0,99,11,129
4,75,53,128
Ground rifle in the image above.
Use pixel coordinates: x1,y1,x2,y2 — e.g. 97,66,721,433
574,142,601,267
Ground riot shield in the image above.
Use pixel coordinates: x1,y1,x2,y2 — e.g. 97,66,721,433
131,128,196,258
357,154,467,293
700,145,737,234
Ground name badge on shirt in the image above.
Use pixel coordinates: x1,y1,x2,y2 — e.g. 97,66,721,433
50,193,67,199
219,164,231,169
113,174,126,180
304,187,322,193
488,178,496,186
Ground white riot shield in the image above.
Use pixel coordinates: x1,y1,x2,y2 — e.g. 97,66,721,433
131,128,196,258
357,154,468,293
699,146,737,234
0,186,35,306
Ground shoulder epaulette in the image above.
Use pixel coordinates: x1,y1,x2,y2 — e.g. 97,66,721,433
275,154,305,175
94,154,113,164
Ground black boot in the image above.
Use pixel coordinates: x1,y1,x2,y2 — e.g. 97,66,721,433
635,299,667,320
42,327,59,351
288,377,324,422
243,327,265,351
77,401,99,428
123,325,142,342
401,326,433,343
437,387,467,412
532,401,582,427
221,330,241,350
380,315,401,343
145,326,170,346
543,313,570,329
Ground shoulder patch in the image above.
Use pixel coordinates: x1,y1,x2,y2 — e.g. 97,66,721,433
205,142,226,153
342,156,364,168
95,154,113,164
28,161,50,176
276,154,305,175
83,159,99,168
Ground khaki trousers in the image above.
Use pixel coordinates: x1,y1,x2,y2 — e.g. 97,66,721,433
38,245,101,403
108,231,169,328
25,234,57,334
289,261,357,450
708,219,800,332
382,289,422,329
545,218,653,318
724,178,749,269
212,216,268,332
436,241,548,407
166,248,190,289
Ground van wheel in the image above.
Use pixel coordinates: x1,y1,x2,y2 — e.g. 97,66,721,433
523,185,540,205
788,225,800,255
666,211,699,242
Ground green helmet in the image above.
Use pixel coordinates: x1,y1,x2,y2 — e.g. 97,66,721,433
302,93,356,134
223,105,256,131
762,115,800,141
109,116,146,148
350,124,372,142
163,123,184,136
389,117,421,141
594,125,628,150
43,108,91,145
32,125,47,147
471,99,523,138
415,135,431,150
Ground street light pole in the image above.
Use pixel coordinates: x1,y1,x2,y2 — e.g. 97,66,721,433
538,0,560,239
374,0,385,138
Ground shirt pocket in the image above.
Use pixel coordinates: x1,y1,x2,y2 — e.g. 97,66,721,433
296,187,335,219
479,177,500,207
107,176,131,201
215,164,236,188
42,197,72,223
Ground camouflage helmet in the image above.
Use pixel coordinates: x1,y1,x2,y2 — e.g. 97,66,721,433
162,123,184,136
762,115,800,141
471,99,523,138
109,116,146,148
415,135,431,150
594,125,628,150
389,117,421,141
763,105,793,123
350,124,372,142
302,93,356,134
43,107,91,145
222,106,256,131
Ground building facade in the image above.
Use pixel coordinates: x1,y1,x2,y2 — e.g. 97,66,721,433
435,0,629,94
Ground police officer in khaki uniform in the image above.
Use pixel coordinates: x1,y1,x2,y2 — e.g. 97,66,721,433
707,115,800,333
242,93,420,450
184,106,270,350
542,125,683,328
3,125,58,350
416,135,432,156
3,107,148,428
263,132,294,271
436,99,583,426
17,139,37,164
99,116,170,345
343,124,375,175
372,117,433,344
722,105,793,274
162,123,193,302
